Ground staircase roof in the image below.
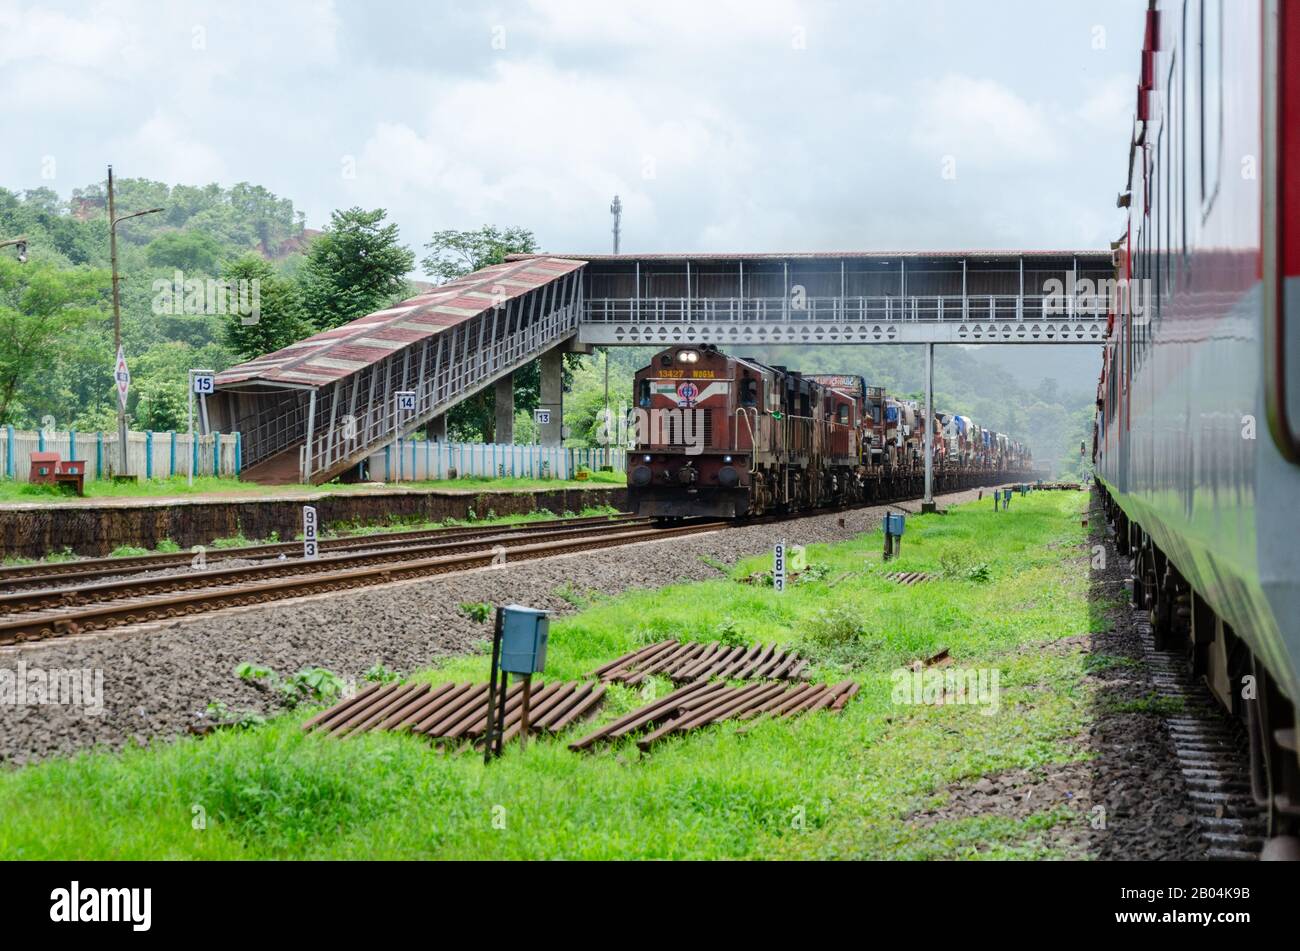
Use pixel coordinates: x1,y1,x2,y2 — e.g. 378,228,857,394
215,256,585,390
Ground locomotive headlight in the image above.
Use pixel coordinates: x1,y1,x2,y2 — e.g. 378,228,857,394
677,349,699,363
643,454,652,463
723,455,733,463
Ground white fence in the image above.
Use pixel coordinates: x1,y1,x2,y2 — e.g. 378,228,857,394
366,440,626,482
0,428,241,481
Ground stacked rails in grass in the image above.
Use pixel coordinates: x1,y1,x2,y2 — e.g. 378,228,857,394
570,679,860,752
590,639,811,685
303,679,606,747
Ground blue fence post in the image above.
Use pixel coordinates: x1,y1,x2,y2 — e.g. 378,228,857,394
69,430,76,462
235,432,242,475
384,444,390,481
170,431,176,476
213,432,221,476
191,434,198,479
4,425,12,479
37,428,45,453
145,431,153,479
95,432,103,479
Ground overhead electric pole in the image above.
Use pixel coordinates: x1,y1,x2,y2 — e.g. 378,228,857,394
107,165,164,477
604,195,622,457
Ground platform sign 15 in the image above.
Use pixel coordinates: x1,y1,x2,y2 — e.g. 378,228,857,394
773,541,787,594
303,506,319,560
192,374,215,396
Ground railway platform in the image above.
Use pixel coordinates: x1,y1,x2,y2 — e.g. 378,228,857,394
0,482,626,559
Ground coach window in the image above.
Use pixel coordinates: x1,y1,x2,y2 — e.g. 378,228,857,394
838,403,850,425
740,376,758,406
1200,0,1221,214
638,379,651,408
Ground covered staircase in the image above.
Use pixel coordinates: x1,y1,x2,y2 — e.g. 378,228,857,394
210,257,585,485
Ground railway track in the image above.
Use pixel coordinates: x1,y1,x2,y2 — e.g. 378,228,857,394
0,517,726,646
0,512,644,590
0,483,1025,649
1130,607,1265,860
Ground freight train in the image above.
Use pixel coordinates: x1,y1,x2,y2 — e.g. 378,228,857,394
1092,0,1300,857
627,345,1030,519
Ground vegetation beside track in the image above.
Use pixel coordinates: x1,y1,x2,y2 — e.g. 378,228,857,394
1,505,624,566
0,491,1106,859
0,470,626,505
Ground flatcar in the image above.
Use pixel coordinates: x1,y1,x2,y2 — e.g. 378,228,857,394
1093,0,1300,857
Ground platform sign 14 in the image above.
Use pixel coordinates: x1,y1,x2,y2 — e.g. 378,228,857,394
303,506,319,560
396,391,416,412
773,540,787,593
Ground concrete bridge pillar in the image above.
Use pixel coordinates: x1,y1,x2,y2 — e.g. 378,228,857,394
494,372,514,444
539,348,563,447
428,413,447,442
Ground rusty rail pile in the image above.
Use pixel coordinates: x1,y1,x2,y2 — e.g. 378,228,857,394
304,679,606,745
570,679,859,752
590,639,810,685
883,571,934,585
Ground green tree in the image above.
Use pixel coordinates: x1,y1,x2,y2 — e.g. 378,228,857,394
0,258,106,426
421,225,547,440
421,224,538,283
145,231,226,273
299,207,414,330
0,257,106,425
221,254,312,360
128,341,229,431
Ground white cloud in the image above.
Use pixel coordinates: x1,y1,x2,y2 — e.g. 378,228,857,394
1077,74,1133,128
0,0,1145,260
913,73,1063,166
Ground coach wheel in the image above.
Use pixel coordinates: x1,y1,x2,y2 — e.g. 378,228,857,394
1131,539,1150,609
1151,563,1189,652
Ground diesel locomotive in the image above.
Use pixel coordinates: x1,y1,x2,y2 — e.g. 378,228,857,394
627,345,1031,519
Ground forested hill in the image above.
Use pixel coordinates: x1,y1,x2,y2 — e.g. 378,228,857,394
0,181,413,435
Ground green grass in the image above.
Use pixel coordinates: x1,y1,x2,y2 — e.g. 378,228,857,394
0,491,1105,860
0,470,627,505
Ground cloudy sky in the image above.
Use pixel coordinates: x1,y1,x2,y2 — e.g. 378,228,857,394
2,0,1144,264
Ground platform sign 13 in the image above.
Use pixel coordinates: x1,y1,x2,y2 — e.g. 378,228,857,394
303,506,319,560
